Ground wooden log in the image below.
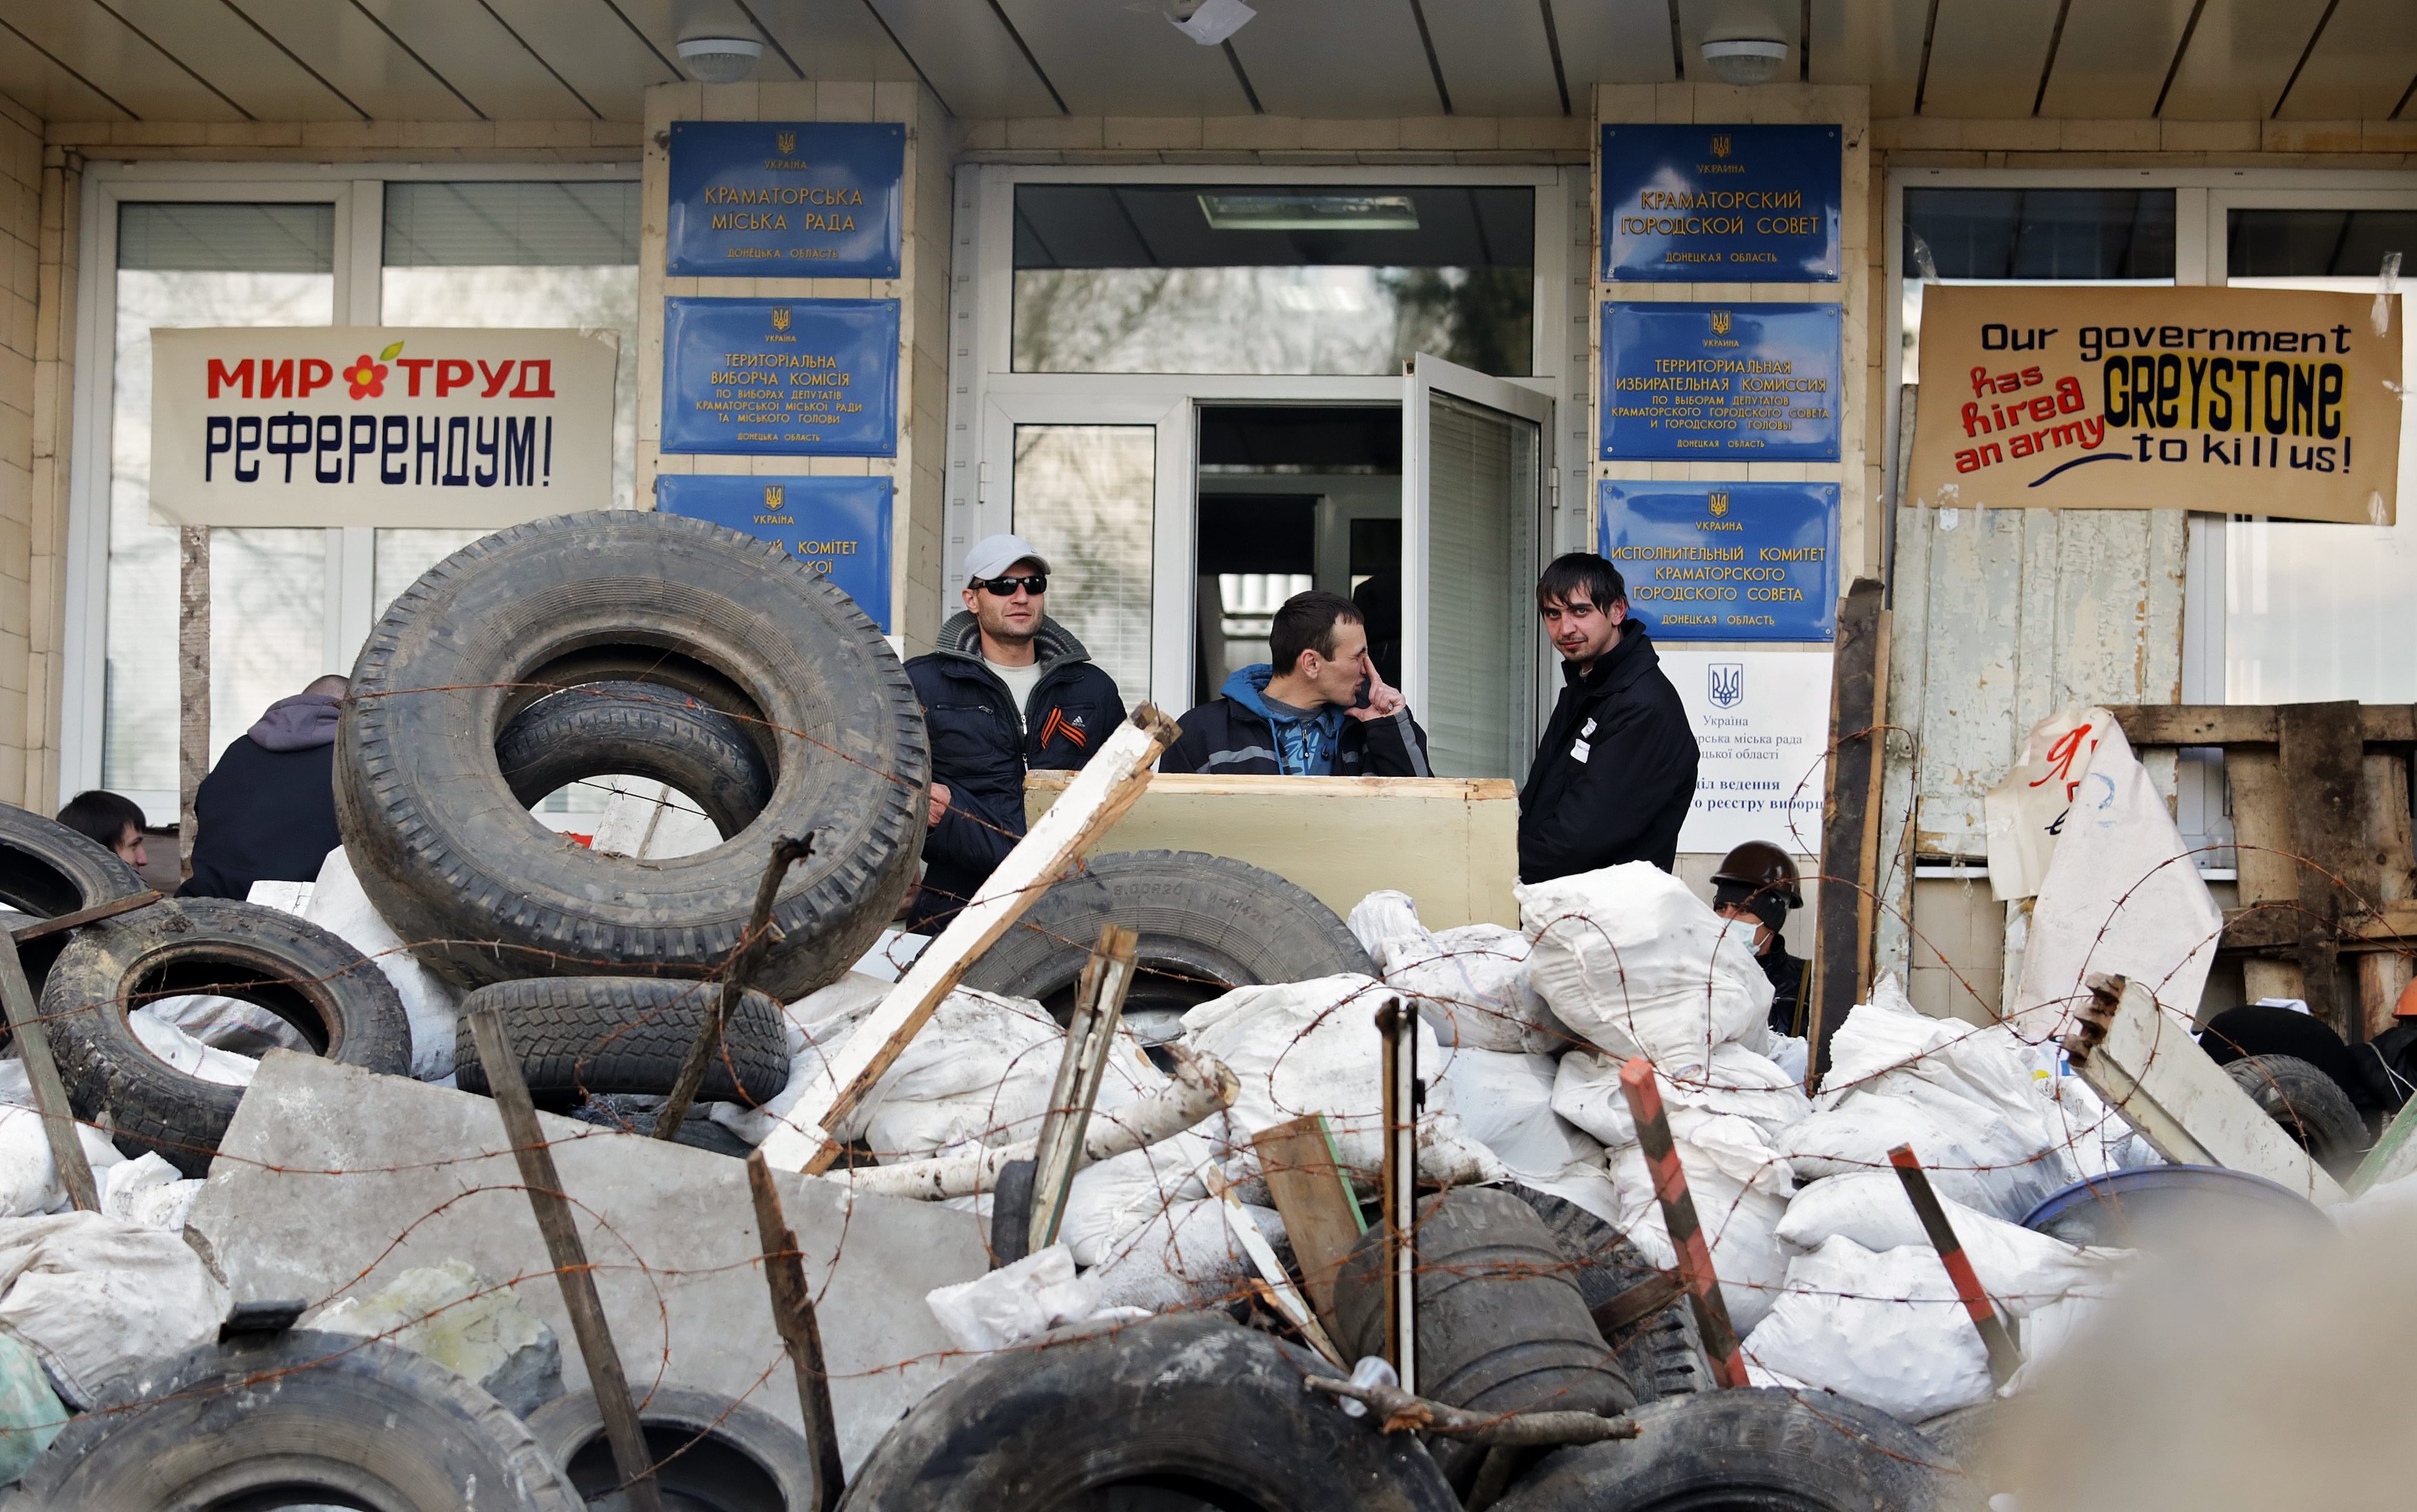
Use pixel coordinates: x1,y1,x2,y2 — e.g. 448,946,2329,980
757,706,1180,1177
1253,1113,1366,1340
1808,576,1888,1076
177,525,209,885
745,1152,845,1512
0,933,97,1213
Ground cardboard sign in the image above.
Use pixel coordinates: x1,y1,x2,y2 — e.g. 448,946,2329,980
1906,284,2400,524
149,326,619,528
1658,648,1833,856
660,297,900,457
1599,123,1841,283
1599,481,1841,641
654,474,894,632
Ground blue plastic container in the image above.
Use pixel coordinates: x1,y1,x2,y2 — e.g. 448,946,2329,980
2020,1165,2329,1248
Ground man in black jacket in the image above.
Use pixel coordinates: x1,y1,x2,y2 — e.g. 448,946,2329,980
1518,554,1698,882
1161,590,1431,778
905,533,1127,932
182,674,348,899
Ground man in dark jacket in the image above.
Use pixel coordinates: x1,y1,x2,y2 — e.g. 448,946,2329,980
181,674,348,899
1160,590,1431,778
1518,554,1698,882
1711,841,1808,1037
905,533,1127,932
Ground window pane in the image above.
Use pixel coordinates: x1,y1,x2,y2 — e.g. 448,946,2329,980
1012,426,1155,707
2226,209,2417,278
1424,394,1538,781
383,182,642,267
1904,188,2175,280
1013,185,1533,376
106,202,336,794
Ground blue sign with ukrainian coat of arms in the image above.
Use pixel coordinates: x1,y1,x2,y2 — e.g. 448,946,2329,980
661,296,899,457
656,474,894,632
1598,480,1839,643
1600,124,1840,282
666,121,904,278
1599,301,1840,461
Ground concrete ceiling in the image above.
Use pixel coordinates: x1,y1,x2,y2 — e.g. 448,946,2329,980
0,0,2408,124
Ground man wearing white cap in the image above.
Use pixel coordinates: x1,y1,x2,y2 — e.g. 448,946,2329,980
904,533,1127,931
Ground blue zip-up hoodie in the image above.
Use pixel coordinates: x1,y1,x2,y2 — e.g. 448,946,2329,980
1160,665,1434,779
1221,664,1350,775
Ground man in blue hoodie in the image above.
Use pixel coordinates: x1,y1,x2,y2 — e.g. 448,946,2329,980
181,674,348,899
1161,590,1432,778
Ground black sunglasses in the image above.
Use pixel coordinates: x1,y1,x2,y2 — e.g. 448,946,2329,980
975,574,1049,596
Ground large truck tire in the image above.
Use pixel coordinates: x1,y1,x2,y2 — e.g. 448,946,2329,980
837,1312,1459,1511
41,897,412,1175
18,1329,581,1511
1507,1185,1717,1403
957,850,1372,1030
453,976,789,1109
336,511,928,999
0,802,150,1001
2224,1052,2368,1175
492,679,776,837
527,1385,824,1512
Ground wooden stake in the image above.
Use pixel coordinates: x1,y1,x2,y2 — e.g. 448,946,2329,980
1027,923,1139,1256
1376,996,1418,1394
1253,1113,1366,1340
655,833,814,1141
177,524,209,884
757,706,1180,1176
465,1006,664,1512
745,1152,846,1512
1807,576,1888,1079
1887,1144,2023,1387
1616,1056,1749,1388
9,890,161,945
0,933,97,1213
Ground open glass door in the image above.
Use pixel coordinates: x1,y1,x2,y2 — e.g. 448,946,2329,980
1402,353,1552,780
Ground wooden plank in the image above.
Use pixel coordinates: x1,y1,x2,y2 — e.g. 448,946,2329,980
8,890,161,944
0,933,97,1213
2221,899,2417,951
758,706,1181,1177
2224,746,2304,1006
2063,975,2344,1206
1029,924,1138,1256
655,834,814,1141
465,1006,664,1512
2279,702,2368,1039
177,524,209,885
1617,1056,1750,1388
1253,1113,1366,1340
2104,704,2417,748
745,1152,845,1512
2359,751,2416,1038
1808,577,1888,1075
1378,999,1418,1394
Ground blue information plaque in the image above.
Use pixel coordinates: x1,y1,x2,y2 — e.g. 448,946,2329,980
1598,481,1839,642
1600,124,1840,283
661,297,899,457
666,121,904,278
1600,301,1840,461
656,474,894,631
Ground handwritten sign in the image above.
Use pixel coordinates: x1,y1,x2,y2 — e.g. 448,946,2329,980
666,121,904,278
1600,124,1840,282
660,297,899,457
655,474,893,632
1600,301,1841,461
1599,481,1840,641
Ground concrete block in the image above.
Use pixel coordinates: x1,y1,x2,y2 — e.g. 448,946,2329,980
188,1054,987,1472
305,1260,563,1416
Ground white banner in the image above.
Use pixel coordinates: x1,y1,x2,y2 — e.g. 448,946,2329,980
1660,648,1832,858
150,325,618,528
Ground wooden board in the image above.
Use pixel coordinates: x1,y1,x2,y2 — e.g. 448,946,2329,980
1025,771,1520,930
2222,746,2304,1006
2279,702,2368,1038
2104,705,2417,747
1251,1114,1365,1340
1808,577,1888,1075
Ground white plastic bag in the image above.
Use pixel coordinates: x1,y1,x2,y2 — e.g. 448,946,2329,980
1520,863,1772,1065
1742,1236,1995,1420
96,1153,204,1232
1347,891,1569,1054
925,1244,1102,1353
1084,1196,1258,1314
1054,1131,1222,1268
857,989,1062,1161
1607,1109,1794,1333
1430,1047,1600,1182
0,1104,127,1219
1776,1171,2127,1318
128,1013,257,1088
1552,1045,1810,1149
0,1211,228,1407
305,849,463,1081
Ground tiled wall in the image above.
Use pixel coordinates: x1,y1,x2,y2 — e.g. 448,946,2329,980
0,97,72,812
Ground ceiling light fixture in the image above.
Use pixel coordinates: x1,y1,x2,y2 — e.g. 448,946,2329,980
677,36,764,84
1168,0,1255,47
1198,193,1420,232
1700,38,1789,86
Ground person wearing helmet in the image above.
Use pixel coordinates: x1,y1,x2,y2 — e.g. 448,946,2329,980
1712,841,1806,1037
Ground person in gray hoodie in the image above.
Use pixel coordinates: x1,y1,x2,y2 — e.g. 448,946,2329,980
180,674,348,899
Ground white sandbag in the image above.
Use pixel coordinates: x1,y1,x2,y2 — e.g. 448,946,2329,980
1775,1171,2127,1318
712,972,892,1148
1520,862,1772,1065
1347,890,1568,1054
136,995,298,1055
925,1244,1102,1353
1053,1131,1222,1268
1742,1236,1994,1421
1767,1034,1809,1085
1553,1045,1811,1149
1607,1109,1793,1333
1179,974,1504,1186
0,1104,127,1219
1084,1196,1258,1314
1431,1047,1600,1181
128,1013,258,1088
95,1152,204,1232
305,848,463,1081
0,1211,228,1406
857,989,1063,1161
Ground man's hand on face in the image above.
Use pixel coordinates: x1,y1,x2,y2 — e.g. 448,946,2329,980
927,781,951,828
1345,654,1406,721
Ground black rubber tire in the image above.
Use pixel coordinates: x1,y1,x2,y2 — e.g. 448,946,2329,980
494,679,776,839
528,1385,822,1512
1492,1388,1957,1512
41,896,412,1175
0,801,150,1002
956,850,1374,1020
452,976,789,1110
17,1328,581,1511
835,1312,1459,1511
337,511,928,999
1507,1186,1716,1404
2225,1052,2368,1175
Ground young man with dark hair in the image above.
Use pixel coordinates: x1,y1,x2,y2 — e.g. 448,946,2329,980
906,533,1126,932
1518,552,1698,882
1161,589,1431,778
56,789,150,869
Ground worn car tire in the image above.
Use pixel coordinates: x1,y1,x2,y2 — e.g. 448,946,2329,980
957,850,1374,1027
0,801,150,1002
41,897,412,1174
453,976,789,1109
529,1385,822,1512
837,1312,1459,1511
1507,1186,1716,1403
337,511,928,999
17,1328,581,1511
493,679,776,839
2224,1053,2367,1174
1492,1388,1957,1512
